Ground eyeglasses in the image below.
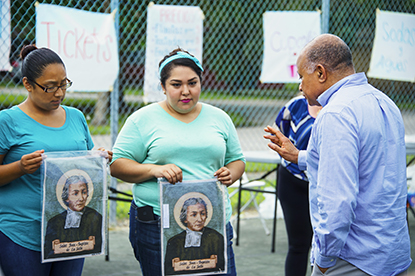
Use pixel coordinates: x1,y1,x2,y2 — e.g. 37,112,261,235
33,79,73,93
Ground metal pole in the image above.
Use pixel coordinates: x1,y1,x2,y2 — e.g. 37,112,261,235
322,0,330,34
109,0,120,228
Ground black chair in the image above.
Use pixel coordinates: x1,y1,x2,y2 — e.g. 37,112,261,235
106,187,133,261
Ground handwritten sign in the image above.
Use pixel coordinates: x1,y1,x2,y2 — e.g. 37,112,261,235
144,3,204,103
0,0,11,71
260,11,321,83
368,9,415,82
35,4,119,92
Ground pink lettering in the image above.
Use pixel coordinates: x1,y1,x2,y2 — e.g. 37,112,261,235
75,29,85,59
63,30,75,58
40,22,55,48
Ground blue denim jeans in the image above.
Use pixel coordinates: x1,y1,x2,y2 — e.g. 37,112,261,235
129,201,237,276
0,230,84,276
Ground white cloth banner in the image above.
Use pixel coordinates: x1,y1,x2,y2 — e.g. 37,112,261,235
260,11,321,83
36,4,119,92
367,9,415,82
144,3,204,103
0,0,11,71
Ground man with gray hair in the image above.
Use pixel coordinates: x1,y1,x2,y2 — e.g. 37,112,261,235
264,34,411,275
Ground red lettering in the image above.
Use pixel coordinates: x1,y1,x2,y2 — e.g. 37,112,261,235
63,31,75,58
90,28,100,63
57,30,61,54
83,35,94,59
75,29,85,59
102,36,112,62
40,22,55,48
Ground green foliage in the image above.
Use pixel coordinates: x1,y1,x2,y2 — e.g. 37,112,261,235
0,94,26,107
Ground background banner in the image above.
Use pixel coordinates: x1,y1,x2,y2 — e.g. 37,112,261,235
35,4,119,92
260,11,321,83
144,3,204,103
367,9,415,82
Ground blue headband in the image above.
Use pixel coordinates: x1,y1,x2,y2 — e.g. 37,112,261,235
158,51,204,76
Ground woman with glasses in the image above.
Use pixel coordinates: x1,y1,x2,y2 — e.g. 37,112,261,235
0,45,112,276
110,48,245,276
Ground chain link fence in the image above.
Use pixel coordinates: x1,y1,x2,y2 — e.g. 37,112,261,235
1,0,414,150
1,1,415,224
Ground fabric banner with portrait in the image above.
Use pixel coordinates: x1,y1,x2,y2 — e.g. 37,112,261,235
160,178,227,276
40,150,107,263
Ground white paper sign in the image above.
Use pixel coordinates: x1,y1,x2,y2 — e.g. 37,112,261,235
0,0,11,71
367,9,415,82
144,3,203,103
260,11,321,83
36,4,119,92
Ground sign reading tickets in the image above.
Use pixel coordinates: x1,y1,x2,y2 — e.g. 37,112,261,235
0,0,11,71
40,151,107,263
144,3,204,103
260,11,320,83
36,4,119,92
367,9,415,82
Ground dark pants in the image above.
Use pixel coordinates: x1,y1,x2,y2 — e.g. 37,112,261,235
0,230,84,276
129,201,237,276
278,166,313,276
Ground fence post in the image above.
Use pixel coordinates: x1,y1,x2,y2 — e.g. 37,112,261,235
109,0,120,227
322,0,330,33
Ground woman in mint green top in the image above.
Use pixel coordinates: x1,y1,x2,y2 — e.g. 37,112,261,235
111,48,245,276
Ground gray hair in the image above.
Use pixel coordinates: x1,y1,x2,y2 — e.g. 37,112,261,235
61,175,89,206
304,35,354,74
179,197,208,226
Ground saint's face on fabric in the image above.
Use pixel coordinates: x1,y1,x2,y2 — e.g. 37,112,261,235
66,182,88,212
185,203,207,232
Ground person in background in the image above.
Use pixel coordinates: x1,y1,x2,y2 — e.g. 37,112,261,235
274,94,321,276
0,45,112,276
110,48,245,276
264,34,411,275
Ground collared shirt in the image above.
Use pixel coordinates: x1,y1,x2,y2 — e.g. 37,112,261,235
305,73,411,275
64,208,84,229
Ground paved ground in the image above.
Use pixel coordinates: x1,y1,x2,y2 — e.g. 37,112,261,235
82,212,415,276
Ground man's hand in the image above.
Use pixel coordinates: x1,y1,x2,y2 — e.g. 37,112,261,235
263,126,299,164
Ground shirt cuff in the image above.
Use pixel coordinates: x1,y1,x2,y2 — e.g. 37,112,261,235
297,150,307,170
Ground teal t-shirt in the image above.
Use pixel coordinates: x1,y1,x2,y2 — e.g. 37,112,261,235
112,103,245,221
0,105,94,251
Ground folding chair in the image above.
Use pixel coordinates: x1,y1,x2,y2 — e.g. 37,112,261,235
229,173,270,236
233,167,279,252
